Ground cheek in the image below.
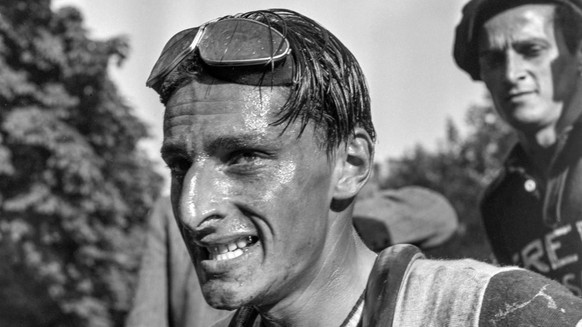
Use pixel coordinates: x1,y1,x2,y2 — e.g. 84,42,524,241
274,178,329,269
262,160,331,224
552,63,578,100
283,164,332,225
251,157,329,200
260,161,297,202
482,72,503,97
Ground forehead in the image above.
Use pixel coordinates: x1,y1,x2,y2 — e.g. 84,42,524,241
163,78,294,145
479,4,556,46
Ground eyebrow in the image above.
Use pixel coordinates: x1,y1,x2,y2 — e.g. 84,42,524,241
479,37,550,56
207,134,281,154
483,36,550,49
161,133,282,160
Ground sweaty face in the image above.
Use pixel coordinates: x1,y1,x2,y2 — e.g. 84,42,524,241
478,4,580,134
161,78,339,309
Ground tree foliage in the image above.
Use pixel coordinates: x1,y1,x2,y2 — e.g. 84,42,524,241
382,98,516,260
0,0,163,326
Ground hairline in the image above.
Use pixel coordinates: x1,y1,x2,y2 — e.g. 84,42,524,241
162,71,345,157
158,9,375,156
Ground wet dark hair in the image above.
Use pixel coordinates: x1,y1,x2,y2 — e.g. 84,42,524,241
156,9,375,155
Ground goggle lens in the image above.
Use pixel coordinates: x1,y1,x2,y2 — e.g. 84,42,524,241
147,18,291,90
198,18,290,66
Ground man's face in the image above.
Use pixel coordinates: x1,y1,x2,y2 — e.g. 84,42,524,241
478,4,580,134
161,78,339,309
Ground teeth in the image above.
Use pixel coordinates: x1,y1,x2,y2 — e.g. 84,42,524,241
207,236,256,261
236,239,247,248
213,248,244,261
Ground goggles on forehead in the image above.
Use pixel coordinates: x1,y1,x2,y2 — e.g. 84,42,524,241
146,17,292,91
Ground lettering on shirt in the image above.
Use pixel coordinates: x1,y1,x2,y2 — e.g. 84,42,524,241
510,221,582,296
546,225,578,270
520,239,550,273
562,273,582,296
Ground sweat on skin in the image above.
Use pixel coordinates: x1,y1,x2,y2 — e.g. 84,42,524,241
161,76,377,326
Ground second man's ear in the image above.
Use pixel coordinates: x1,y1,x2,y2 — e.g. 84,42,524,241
332,127,374,201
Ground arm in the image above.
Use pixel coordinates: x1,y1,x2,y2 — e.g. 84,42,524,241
479,269,582,326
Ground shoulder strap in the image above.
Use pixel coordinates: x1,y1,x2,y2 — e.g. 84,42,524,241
226,306,259,327
362,244,424,327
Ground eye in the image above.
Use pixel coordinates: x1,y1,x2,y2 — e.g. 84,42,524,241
229,150,262,165
520,44,544,58
513,39,549,59
165,156,192,177
225,149,271,173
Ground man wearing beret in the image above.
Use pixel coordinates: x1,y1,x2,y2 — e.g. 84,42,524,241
454,0,582,295
145,8,582,326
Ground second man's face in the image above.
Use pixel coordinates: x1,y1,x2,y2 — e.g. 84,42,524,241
478,4,580,135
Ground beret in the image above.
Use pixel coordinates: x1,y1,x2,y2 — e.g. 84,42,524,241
453,0,582,80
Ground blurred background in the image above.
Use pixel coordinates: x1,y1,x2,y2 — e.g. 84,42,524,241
51,0,488,170
0,0,516,326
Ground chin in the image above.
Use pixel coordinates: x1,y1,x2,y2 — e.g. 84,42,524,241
510,111,551,128
201,281,258,310
206,299,245,311
504,107,551,130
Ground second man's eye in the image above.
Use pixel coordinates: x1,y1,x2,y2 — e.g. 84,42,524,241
520,44,544,58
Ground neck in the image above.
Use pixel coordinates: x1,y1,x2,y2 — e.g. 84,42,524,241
518,129,557,173
256,215,377,327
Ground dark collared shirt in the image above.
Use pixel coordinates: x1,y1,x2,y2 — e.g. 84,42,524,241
481,123,582,295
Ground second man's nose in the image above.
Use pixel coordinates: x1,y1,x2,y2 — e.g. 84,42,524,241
503,50,527,84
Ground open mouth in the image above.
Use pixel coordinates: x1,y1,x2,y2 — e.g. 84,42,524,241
205,236,259,261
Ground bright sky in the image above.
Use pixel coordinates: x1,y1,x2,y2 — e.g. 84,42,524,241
52,0,486,169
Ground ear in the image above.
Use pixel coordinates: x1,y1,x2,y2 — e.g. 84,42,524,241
332,127,374,201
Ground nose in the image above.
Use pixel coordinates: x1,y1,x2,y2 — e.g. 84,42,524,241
503,50,526,84
176,161,229,232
